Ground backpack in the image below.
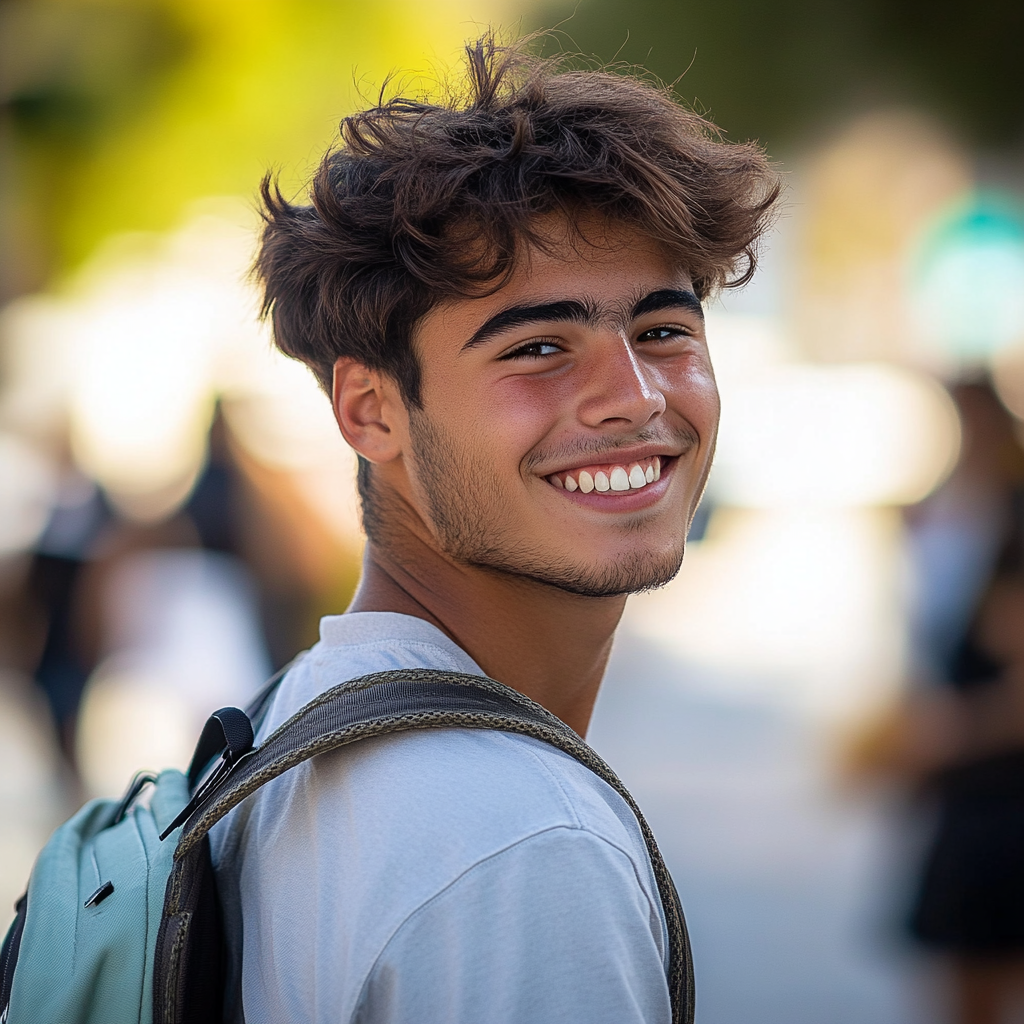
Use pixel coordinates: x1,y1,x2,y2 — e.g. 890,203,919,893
0,667,694,1024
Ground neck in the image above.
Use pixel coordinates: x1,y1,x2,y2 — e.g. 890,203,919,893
347,539,626,736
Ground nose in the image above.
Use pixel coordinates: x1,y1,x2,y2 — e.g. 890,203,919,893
576,333,666,430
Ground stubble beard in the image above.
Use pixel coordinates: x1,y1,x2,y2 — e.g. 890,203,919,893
405,411,691,598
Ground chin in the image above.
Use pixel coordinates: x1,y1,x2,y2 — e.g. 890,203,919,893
469,539,686,598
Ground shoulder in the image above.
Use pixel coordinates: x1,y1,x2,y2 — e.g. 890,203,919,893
215,723,664,940
214,726,669,1023
233,724,651,885
235,625,656,901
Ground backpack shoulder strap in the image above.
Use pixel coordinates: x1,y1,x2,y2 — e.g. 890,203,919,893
160,669,694,1024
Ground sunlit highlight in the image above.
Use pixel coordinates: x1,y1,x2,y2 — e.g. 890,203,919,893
712,358,960,509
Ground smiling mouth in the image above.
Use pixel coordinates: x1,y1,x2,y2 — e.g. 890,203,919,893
548,455,665,494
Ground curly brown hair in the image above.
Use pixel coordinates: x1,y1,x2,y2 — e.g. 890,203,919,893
256,35,781,407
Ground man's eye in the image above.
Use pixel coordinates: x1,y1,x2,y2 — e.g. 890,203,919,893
500,341,562,360
637,326,686,342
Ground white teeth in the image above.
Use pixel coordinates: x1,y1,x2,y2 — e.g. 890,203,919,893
555,459,663,496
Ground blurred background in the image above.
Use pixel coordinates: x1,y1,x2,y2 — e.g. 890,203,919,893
1,1,1023,1021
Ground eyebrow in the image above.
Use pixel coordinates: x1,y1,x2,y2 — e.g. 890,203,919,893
462,299,598,351
461,289,703,352
630,289,704,321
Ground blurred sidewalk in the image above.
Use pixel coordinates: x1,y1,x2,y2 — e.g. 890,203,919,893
593,630,931,1024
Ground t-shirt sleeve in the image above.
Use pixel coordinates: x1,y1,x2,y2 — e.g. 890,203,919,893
353,825,671,1024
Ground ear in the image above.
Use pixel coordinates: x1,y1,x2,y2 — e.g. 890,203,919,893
332,357,405,464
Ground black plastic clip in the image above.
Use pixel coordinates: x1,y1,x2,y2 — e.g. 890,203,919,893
159,707,254,841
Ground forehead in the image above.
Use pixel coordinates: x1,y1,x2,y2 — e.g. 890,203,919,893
415,216,695,347
518,217,692,291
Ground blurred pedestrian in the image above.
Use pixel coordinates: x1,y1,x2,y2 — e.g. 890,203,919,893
24,460,111,771
903,382,1024,1024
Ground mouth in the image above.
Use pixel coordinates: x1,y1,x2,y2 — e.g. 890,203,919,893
547,455,670,495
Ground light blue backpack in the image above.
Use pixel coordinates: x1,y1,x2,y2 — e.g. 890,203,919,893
0,697,254,1024
0,769,190,1024
0,669,694,1024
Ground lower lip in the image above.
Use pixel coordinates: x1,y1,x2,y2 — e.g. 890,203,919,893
547,458,678,512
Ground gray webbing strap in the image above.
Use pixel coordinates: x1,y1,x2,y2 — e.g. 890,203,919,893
176,669,694,1024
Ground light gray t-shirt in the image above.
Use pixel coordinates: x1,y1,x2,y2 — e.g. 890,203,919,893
210,612,670,1024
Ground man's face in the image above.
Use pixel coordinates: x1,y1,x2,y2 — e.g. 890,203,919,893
393,218,720,597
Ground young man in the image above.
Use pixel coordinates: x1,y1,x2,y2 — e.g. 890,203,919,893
211,38,779,1024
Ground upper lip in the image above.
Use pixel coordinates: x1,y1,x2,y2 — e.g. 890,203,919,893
540,443,683,477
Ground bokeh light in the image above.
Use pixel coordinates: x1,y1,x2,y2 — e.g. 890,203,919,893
713,361,960,508
910,195,1024,360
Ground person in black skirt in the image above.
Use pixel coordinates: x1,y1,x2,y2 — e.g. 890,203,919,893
906,381,1024,1024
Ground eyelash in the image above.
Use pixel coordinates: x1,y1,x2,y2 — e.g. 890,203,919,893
500,325,691,361
637,326,689,342
499,341,562,360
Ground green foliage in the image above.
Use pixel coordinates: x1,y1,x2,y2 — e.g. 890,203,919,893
0,0,485,291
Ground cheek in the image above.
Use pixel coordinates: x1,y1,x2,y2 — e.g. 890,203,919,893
421,372,557,487
658,361,720,440
485,376,567,450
